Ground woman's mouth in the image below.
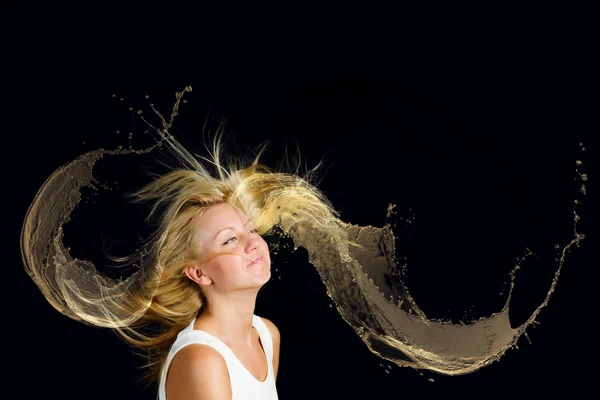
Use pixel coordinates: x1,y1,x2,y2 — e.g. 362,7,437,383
248,255,264,267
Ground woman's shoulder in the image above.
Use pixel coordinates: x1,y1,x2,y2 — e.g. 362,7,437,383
167,344,231,399
174,342,225,365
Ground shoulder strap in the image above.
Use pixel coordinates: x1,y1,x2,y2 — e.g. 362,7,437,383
252,315,274,363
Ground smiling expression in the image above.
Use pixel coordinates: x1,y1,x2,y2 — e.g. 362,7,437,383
191,203,271,290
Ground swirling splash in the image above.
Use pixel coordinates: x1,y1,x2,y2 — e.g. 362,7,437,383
20,87,586,375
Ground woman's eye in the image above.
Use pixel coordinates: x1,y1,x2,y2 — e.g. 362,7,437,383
223,237,237,245
222,229,258,245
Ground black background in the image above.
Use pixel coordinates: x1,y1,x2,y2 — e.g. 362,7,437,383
4,3,595,398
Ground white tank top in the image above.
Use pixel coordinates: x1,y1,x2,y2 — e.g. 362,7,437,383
158,314,279,400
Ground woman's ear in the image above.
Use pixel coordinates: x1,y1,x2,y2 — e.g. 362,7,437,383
184,265,212,286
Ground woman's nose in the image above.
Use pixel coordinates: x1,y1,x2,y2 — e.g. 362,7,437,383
245,233,261,252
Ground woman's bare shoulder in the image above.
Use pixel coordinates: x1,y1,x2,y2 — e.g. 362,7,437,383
166,344,231,400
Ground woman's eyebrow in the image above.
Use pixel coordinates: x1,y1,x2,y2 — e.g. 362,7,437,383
213,219,253,241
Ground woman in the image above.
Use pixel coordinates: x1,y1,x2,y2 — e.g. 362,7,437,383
21,121,341,399
159,200,280,399
117,132,334,400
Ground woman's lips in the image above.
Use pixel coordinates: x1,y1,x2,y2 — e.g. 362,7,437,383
248,255,264,267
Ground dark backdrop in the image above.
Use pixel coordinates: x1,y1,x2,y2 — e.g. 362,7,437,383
3,4,594,398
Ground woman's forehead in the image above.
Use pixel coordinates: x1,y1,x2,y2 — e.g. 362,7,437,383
195,203,250,231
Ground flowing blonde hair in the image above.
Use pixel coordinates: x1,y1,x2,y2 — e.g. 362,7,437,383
105,121,344,388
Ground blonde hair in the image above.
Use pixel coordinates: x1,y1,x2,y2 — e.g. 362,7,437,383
106,123,343,388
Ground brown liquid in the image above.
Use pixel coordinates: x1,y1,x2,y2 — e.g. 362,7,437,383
20,87,587,376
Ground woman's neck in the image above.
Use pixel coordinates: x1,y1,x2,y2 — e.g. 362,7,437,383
196,301,257,348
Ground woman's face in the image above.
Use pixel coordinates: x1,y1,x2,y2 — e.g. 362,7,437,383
191,202,271,291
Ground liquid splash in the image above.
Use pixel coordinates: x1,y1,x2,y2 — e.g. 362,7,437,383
20,87,586,376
